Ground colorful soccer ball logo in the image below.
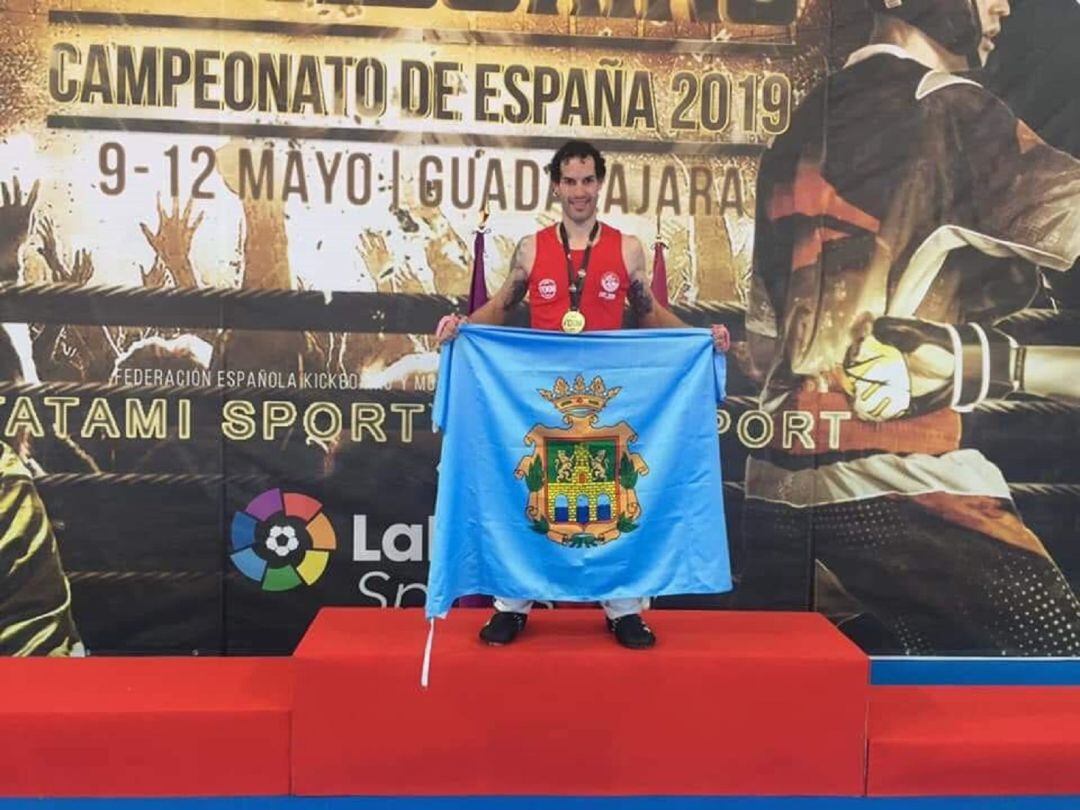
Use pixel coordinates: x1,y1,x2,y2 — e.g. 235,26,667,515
229,488,336,591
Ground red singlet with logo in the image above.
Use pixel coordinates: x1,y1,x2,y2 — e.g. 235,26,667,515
527,223,629,331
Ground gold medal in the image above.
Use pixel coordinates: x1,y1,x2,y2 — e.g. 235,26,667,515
559,222,598,335
561,309,586,333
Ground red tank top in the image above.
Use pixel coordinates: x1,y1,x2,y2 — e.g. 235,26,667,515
527,223,629,331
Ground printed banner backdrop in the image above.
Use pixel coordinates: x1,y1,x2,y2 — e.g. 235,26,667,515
0,0,1077,656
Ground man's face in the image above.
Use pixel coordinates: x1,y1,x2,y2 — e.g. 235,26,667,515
555,156,602,225
974,0,1010,64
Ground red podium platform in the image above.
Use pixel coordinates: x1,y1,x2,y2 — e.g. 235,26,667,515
291,608,869,796
0,658,292,797
867,686,1080,796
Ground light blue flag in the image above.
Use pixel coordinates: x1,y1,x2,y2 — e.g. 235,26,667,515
426,324,730,619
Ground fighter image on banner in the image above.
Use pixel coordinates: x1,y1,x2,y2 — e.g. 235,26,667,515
736,0,1080,655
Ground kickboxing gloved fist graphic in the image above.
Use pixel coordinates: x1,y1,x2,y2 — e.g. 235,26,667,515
842,316,1021,422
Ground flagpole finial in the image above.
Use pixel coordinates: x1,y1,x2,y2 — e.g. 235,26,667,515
478,206,489,231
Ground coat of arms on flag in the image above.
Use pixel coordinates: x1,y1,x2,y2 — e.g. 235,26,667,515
516,374,647,548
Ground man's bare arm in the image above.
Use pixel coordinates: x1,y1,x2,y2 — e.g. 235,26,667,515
436,234,534,343
624,235,686,328
467,234,535,325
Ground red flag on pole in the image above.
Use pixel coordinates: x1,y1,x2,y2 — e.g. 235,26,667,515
467,209,490,314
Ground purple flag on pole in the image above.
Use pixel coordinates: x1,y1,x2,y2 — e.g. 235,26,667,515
651,236,669,309
468,226,489,314
460,218,492,607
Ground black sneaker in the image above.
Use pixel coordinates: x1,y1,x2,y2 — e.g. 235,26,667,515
606,614,656,649
479,611,528,645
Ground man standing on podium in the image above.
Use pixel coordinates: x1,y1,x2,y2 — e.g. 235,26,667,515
436,139,729,649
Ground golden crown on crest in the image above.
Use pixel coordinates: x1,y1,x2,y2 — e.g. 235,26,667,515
539,374,621,417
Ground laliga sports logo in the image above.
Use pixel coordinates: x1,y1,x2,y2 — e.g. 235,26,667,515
229,488,336,591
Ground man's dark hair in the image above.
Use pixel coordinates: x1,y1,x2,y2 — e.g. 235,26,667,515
547,140,606,183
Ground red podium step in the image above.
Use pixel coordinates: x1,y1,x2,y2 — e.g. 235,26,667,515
868,686,1080,796
291,608,869,796
0,658,292,797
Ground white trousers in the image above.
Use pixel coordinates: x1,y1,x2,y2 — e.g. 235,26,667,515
493,596,647,621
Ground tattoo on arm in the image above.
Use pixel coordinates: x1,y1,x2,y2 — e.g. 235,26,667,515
504,278,528,309
629,278,654,317
501,240,529,310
